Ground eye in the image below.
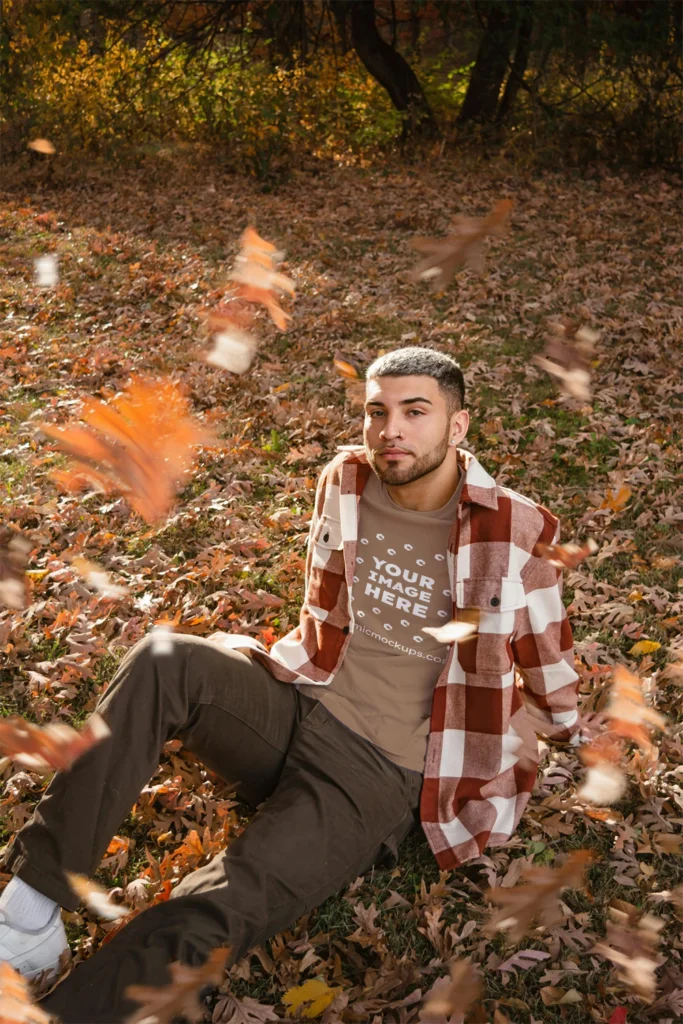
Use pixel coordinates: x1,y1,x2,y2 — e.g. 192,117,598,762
408,409,424,416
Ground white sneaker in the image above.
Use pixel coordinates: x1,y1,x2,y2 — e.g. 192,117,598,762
0,904,70,981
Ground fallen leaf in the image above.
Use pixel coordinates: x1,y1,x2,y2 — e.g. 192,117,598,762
281,979,342,1019
628,640,661,656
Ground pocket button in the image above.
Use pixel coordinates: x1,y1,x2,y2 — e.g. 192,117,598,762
490,596,500,607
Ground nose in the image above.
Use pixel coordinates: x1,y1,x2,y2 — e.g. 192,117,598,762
379,417,402,441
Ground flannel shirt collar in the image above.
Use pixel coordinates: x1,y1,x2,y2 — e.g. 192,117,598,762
335,445,499,511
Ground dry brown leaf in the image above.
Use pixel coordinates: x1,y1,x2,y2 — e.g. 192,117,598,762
0,530,32,610
39,376,212,523
593,903,664,1002
0,712,110,773
484,850,594,942
124,947,230,1023
410,198,513,288
0,962,53,1024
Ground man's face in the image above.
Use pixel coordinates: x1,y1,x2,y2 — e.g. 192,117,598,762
363,375,456,486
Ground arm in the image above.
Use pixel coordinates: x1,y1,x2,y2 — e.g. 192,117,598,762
511,520,580,743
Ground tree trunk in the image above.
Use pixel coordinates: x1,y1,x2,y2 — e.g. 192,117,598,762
458,2,516,124
496,3,533,124
265,0,308,67
337,0,438,137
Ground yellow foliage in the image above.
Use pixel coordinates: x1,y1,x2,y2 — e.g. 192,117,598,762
282,978,342,1019
628,640,661,656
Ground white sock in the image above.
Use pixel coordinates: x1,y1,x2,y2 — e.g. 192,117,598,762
0,875,58,931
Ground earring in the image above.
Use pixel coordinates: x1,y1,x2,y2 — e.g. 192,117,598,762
450,438,457,446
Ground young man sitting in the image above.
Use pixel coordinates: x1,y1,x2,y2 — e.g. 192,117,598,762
0,347,579,1023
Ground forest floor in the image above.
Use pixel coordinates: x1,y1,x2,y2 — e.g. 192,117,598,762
1,157,682,1023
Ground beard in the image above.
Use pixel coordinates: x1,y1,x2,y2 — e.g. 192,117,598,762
366,429,450,486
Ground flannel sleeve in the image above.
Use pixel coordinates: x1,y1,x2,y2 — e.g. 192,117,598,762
511,520,580,743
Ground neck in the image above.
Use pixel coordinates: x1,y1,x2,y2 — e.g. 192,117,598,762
385,460,461,512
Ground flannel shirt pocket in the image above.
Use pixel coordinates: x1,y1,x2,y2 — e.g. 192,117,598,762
313,515,343,551
457,576,526,675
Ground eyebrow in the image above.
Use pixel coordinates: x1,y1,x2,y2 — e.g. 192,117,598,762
365,397,433,408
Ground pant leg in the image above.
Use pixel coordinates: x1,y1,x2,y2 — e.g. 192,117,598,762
2,635,307,910
39,702,423,1024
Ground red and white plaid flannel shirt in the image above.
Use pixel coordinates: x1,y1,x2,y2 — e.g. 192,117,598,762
225,445,580,869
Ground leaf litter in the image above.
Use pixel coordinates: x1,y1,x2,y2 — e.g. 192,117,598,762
0,159,681,1023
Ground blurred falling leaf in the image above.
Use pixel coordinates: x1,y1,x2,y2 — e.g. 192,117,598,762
333,356,365,408
65,873,129,921
420,960,482,1022
0,962,53,1024
150,624,176,656
71,556,129,599
0,712,110,773
422,618,478,645
410,198,513,288
34,255,58,288
578,666,666,807
577,762,628,805
0,530,31,610
281,979,342,1019
534,537,598,569
533,319,598,402
205,327,258,374
228,226,294,329
124,947,230,1024
27,138,55,155
593,903,664,1002
484,850,594,942
39,376,212,523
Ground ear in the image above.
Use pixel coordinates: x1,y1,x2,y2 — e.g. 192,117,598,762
449,408,469,445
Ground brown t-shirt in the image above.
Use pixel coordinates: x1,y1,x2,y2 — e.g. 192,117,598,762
299,468,465,773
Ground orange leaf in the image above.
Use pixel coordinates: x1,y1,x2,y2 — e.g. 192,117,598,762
0,713,110,773
39,377,212,523
0,962,53,1023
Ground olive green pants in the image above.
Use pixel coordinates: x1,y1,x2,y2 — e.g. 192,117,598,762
3,635,422,1023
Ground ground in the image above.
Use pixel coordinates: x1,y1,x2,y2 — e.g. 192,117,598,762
0,157,682,1023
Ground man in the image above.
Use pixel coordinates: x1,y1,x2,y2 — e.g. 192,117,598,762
0,347,579,1022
